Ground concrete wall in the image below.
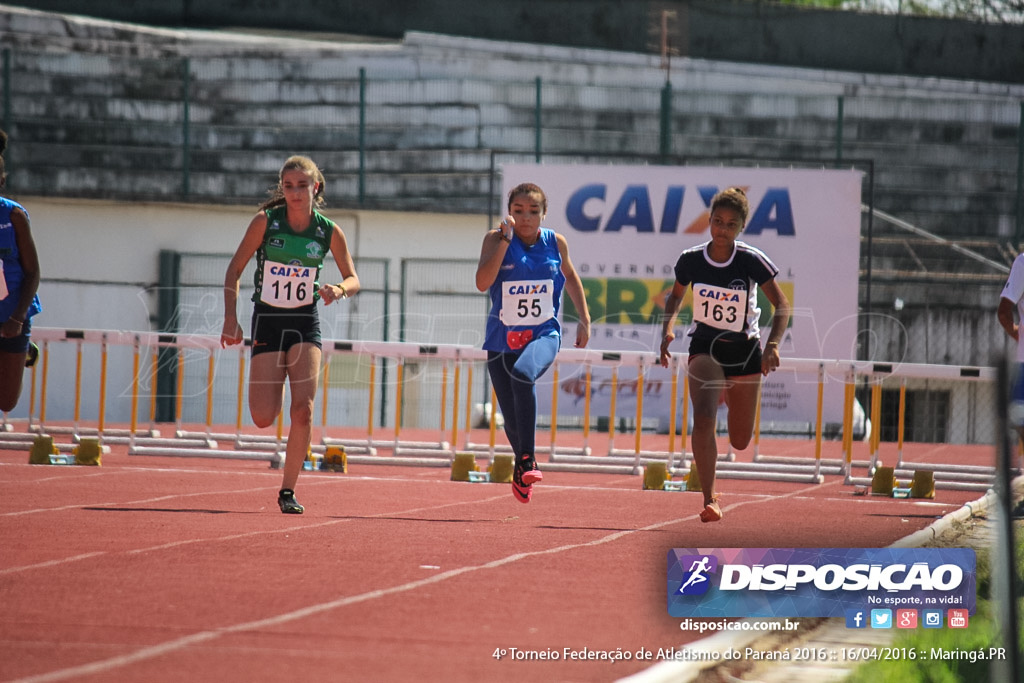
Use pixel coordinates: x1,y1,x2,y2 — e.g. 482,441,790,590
7,0,1024,83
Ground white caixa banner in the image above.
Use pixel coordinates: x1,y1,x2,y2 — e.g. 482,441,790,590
500,164,863,431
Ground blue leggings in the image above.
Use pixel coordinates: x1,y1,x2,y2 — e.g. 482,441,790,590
487,335,560,459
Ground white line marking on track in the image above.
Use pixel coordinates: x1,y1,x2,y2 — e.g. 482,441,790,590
0,553,107,577
6,481,826,683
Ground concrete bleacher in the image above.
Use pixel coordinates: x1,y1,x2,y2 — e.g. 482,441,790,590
1,4,1021,242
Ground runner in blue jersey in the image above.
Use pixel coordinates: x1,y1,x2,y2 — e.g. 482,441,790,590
476,183,591,503
222,156,360,514
0,129,42,413
658,187,790,523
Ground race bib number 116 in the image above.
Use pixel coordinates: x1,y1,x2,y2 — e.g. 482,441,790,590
261,262,316,308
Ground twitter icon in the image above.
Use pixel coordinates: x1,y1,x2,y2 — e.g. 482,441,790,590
870,609,892,629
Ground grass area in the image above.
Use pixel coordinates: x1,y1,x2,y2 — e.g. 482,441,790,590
846,531,1023,683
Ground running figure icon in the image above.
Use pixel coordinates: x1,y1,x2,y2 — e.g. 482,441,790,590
678,556,713,593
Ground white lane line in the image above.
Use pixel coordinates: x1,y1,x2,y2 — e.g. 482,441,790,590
5,482,826,683
0,485,286,518
0,553,108,577
0,486,510,573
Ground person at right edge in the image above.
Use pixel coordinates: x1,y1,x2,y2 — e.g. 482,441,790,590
996,251,1024,504
659,187,791,523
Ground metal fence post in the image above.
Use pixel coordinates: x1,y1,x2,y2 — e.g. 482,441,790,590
1016,100,1023,247
835,94,845,167
181,57,191,199
380,257,390,428
156,250,181,422
2,48,10,133
660,80,673,161
534,76,542,163
359,67,367,205
2,47,10,188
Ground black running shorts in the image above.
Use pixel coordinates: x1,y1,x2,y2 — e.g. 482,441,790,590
687,334,762,377
250,302,321,357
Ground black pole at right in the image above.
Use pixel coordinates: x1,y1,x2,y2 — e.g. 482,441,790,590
994,353,1021,683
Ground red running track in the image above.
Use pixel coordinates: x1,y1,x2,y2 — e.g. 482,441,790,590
0,426,991,683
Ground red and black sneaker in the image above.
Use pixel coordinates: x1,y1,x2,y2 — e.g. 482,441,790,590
512,454,543,504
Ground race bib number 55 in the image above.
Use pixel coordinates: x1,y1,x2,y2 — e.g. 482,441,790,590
500,279,555,326
692,283,745,332
261,262,316,308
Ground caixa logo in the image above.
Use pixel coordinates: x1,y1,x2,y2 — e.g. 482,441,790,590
675,554,719,596
565,185,795,236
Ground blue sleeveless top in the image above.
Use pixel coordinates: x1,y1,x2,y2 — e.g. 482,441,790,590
0,197,42,322
484,228,565,352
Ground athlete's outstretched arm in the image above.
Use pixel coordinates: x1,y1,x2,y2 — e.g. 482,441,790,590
759,278,791,375
320,224,360,305
557,233,590,348
221,213,267,347
659,281,688,368
475,216,513,292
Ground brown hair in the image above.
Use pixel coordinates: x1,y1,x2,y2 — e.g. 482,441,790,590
507,182,547,214
260,155,326,211
710,187,749,225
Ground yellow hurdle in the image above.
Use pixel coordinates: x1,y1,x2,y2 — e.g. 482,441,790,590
550,361,559,456
582,363,592,451
450,361,460,451
607,366,618,452
634,360,644,457
97,338,108,433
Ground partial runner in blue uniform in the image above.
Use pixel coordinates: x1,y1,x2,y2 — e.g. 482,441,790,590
659,187,791,523
0,129,42,412
475,183,591,503
222,156,360,514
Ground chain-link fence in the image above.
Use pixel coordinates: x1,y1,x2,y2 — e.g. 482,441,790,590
4,40,1019,443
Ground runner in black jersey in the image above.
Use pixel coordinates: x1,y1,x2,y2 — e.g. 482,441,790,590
658,187,791,523
222,156,360,514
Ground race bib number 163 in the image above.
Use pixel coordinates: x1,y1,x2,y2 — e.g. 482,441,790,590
692,282,745,332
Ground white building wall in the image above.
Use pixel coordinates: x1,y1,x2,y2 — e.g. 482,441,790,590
10,195,488,421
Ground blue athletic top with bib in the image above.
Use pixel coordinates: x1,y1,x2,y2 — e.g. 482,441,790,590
484,228,565,352
0,197,42,322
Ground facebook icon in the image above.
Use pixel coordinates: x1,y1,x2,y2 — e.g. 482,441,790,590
845,609,867,629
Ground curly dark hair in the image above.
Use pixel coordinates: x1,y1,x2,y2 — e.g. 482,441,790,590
507,182,547,214
710,187,749,225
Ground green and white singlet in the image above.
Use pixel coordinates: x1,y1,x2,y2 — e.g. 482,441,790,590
252,206,334,308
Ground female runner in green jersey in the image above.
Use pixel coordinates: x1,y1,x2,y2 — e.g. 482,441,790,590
222,156,359,514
